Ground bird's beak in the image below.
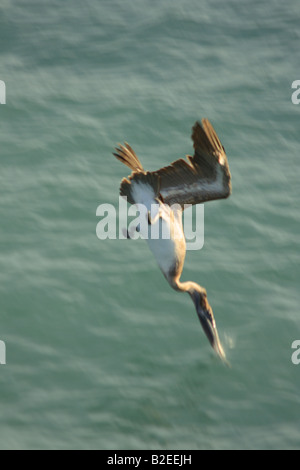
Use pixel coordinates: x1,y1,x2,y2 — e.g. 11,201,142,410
196,305,228,364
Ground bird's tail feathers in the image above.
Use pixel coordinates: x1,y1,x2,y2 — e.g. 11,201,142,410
113,143,144,172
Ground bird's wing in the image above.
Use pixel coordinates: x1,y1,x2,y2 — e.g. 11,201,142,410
155,119,231,208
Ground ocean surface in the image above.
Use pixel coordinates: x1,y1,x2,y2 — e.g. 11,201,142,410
0,0,300,450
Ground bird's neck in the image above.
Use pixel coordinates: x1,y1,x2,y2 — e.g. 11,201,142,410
169,278,200,295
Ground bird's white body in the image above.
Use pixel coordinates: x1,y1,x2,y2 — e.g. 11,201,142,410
147,204,186,279
131,180,186,279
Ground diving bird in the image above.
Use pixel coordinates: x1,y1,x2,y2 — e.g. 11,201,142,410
113,119,231,361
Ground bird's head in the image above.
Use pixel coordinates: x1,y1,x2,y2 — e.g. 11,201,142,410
189,286,227,363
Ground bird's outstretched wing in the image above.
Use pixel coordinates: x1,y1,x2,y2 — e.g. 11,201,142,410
113,119,231,208
155,119,231,207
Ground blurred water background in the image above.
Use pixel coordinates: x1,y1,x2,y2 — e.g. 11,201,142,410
0,0,300,450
